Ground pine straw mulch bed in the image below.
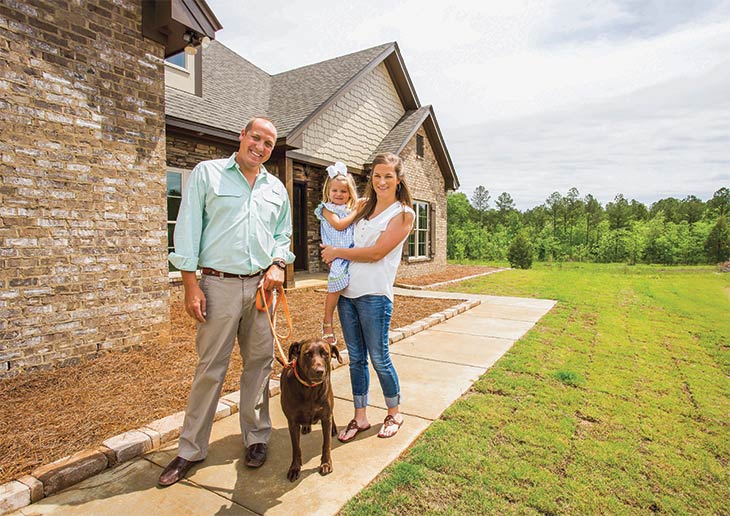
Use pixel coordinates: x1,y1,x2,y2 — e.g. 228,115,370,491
0,265,495,485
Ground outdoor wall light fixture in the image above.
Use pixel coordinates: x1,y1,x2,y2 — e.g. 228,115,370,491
183,31,210,55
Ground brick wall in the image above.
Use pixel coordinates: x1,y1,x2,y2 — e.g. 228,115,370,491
0,1,168,376
397,128,448,279
301,63,404,168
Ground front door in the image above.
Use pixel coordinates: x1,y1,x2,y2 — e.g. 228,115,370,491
292,181,307,270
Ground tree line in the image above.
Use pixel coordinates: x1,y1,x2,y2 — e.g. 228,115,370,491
447,186,730,266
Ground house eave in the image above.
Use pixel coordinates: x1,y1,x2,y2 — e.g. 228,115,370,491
166,116,239,142
143,0,223,58
166,116,291,151
423,108,459,190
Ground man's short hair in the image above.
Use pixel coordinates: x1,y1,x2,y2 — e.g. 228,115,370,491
244,116,275,133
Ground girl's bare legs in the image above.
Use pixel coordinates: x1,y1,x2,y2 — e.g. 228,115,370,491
322,291,341,345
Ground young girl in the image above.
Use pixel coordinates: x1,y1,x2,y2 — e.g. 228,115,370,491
314,161,361,344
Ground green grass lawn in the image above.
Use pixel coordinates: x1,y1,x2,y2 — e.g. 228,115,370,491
343,263,730,514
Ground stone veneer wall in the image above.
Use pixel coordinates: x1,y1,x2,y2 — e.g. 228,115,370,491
166,132,237,171
295,162,369,273
293,162,321,272
300,63,404,170
396,128,448,279
0,1,168,376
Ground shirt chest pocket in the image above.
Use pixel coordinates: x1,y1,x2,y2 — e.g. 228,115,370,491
257,188,284,226
212,178,244,197
209,177,244,215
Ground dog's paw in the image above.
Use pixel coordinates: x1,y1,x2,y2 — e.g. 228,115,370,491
287,465,301,482
319,462,332,476
301,424,311,434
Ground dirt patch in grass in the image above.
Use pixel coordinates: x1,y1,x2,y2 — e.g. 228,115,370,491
0,266,488,485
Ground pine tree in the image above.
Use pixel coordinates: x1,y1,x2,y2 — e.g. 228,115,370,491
470,186,490,226
507,231,534,269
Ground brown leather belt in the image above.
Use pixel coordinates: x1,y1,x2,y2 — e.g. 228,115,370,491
201,267,261,279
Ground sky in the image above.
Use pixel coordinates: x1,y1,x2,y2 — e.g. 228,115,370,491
206,0,730,210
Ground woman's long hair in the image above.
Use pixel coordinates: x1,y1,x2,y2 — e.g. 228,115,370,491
354,153,413,224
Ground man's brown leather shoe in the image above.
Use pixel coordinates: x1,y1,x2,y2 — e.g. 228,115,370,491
158,456,203,487
245,443,267,468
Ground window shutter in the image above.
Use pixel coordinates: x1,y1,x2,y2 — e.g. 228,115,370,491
429,203,436,258
403,204,413,260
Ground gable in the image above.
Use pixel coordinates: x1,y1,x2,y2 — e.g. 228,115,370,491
402,127,446,199
299,63,405,170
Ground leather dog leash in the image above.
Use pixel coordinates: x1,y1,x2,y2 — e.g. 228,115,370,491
257,285,292,367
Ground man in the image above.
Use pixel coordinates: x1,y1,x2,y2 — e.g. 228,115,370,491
159,117,294,486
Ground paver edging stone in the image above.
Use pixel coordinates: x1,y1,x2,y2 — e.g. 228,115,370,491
102,430,153,465
16,475,42,504
31,449,109,497
0,295,479,515
395,268,509,290
0,481,30,514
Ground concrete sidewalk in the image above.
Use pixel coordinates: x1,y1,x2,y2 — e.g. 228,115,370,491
11,290,555,515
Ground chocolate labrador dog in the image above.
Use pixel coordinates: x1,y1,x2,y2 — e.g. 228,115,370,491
280,337,342,482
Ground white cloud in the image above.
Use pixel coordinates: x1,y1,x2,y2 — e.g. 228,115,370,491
451,57,730,209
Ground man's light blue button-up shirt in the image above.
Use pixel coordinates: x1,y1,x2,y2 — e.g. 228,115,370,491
169,154,295,275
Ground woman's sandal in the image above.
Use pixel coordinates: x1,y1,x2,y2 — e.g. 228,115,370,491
377,414,404,438
338,419,371,443
322,322,337,345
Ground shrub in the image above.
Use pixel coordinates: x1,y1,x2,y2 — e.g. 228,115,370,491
507,231,534,269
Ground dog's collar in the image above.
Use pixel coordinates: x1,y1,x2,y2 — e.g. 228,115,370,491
291,359,324,388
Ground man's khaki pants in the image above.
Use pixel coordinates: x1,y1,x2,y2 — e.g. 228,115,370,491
177,273,274,461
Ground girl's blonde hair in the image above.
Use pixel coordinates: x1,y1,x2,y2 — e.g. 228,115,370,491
321,169,358,209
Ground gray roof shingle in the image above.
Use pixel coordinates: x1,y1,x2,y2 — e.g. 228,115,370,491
368,107,430,162
268,43,393,136
166,41,270,135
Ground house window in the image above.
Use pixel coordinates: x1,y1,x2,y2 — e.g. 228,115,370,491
164,51,199,95
416,134,424,158
166,168,190,270
408,201,430,258
165,51,187,69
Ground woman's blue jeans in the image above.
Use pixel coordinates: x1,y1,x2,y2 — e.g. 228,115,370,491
337,295,401,409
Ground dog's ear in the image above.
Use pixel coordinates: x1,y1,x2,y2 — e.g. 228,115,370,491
288,341,301,362
330,344,343,364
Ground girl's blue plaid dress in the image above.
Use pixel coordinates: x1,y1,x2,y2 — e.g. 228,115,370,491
315,201,354,292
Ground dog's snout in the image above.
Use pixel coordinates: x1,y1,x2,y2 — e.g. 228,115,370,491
310,362,326,377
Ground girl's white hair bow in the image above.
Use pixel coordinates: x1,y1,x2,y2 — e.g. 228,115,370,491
326,161,348,178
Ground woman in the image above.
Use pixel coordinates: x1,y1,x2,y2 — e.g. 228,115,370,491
320,152,414,441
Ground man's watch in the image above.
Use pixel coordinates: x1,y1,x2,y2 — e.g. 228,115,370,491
271,259,286,270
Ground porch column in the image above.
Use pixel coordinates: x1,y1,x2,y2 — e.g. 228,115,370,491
279,155,294,288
